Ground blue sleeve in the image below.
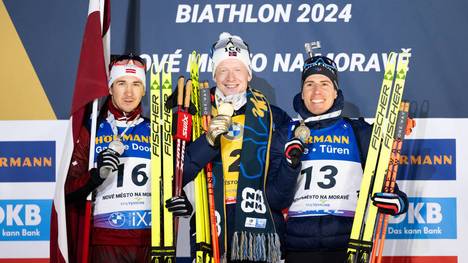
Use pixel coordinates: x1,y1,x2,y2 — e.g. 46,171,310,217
182,134,220,186
266,120,301,211
270,104,291,130
348,118,372,167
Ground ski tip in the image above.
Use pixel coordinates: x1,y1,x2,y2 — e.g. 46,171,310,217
398,51,411,66
150,63,160,76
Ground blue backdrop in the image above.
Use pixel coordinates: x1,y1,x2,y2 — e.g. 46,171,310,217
4,0,468,118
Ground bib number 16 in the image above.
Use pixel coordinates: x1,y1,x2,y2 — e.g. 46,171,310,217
116,163,148,188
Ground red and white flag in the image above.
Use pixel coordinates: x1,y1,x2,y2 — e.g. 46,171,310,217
50,0,110,262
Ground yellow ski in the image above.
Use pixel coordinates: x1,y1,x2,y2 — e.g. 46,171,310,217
190,51,213,263
347,52,410,263
151,63,175,263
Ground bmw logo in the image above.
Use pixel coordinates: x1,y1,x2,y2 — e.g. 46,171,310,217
225,122,243,140
108,212,126,227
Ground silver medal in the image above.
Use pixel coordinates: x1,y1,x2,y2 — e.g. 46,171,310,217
294,121,310,143
108,140,125,156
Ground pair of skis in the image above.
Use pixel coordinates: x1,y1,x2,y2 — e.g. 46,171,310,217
347,51,412,263
150,63,175,263
189,51,220,263
189,52,212,263
150,52,220,263
370,102,414,263
150,63,192,263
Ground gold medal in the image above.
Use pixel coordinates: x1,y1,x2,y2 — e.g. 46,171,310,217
294,121,310,143
218,102,234,116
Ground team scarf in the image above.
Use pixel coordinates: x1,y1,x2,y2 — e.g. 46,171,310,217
212,88,281,263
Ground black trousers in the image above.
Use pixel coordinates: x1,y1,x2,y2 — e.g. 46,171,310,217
285,249,347,263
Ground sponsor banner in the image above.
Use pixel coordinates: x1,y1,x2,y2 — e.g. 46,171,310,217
0,141,55,183
0,121,68,260
0,200,51,241
398,139,456,181
387,197,457,239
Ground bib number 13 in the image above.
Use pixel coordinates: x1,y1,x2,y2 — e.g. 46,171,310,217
301,165,338,190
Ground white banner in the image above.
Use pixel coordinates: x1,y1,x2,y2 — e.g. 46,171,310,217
1,119,466,262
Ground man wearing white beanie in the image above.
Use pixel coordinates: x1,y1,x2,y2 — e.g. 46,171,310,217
181,32,291,262
211,32,252,79
64,54,190,262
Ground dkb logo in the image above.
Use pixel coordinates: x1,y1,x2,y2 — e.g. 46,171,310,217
0,200,51,241
387,197,457,239
241,187,266,214
0,204,41,226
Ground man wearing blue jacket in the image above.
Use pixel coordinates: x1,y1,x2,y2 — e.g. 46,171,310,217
266,55,408,262
181,32,290,262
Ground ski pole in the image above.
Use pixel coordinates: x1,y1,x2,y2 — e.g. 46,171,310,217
175,76,185,196
371,102,414,263
371,141,400,263
200,81,220,263
174,77,192,196
174,77,192,243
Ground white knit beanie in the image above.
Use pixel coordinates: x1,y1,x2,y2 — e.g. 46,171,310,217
211,32,251,78
108,62,146,91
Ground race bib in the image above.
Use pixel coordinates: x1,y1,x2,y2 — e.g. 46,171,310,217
288,159,362,217
93,157,151,229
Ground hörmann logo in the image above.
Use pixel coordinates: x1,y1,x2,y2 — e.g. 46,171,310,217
305,135,349,145
0,141,55,182
95,134,150,145
397,139,456,180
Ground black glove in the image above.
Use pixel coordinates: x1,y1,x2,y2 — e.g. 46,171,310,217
284,138,305,168
371,192,406,216
165,195,193,217
96,148,120,179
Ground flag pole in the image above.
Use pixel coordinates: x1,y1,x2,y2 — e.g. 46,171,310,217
81,0,109,261
81,99,99,263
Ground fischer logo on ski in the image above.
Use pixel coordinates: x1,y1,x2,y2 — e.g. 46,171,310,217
346,51,411,263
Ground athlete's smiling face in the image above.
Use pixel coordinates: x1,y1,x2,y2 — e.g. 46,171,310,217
214,58,251,96
302,74,337,115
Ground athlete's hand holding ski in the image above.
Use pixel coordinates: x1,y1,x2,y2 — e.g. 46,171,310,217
96,148,121,179
166,194,193,217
